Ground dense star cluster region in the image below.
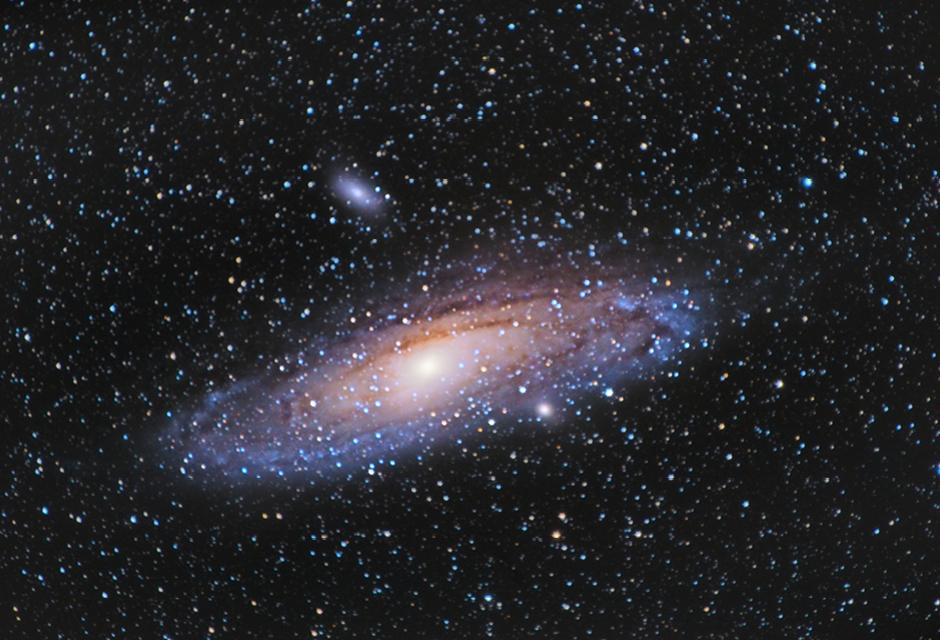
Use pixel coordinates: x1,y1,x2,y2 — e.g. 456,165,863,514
2,2,938,639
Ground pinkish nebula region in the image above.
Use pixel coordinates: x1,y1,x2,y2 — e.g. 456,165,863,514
158,250,713,482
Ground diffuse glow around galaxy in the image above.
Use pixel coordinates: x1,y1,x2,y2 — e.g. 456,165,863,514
156,246,719,484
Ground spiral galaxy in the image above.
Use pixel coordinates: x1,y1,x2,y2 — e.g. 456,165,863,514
158,248,713,482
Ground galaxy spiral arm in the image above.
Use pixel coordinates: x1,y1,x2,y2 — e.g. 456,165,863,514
153,244,732,485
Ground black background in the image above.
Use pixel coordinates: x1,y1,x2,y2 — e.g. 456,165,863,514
2,2,937,638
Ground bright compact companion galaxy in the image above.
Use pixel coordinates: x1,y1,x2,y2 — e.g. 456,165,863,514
160,248,714,482
4,3,936,638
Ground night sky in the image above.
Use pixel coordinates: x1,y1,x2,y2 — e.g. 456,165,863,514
2,2,938,638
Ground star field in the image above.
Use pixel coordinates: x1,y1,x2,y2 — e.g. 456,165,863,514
1,2,937,638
